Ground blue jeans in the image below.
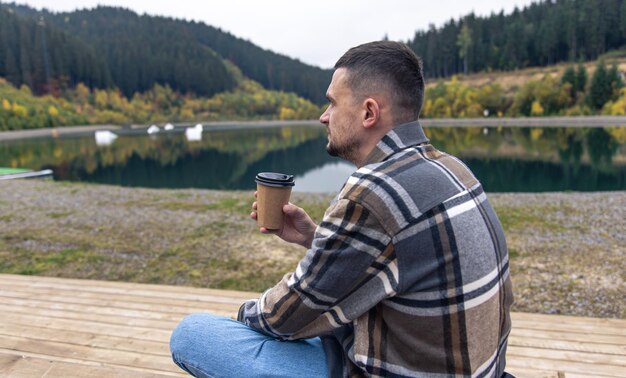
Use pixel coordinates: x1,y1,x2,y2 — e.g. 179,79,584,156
170,313,329,377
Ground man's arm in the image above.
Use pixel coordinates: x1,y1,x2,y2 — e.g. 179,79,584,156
240,198,393,340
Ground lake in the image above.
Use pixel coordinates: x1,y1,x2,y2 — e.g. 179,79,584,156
1,123,625,192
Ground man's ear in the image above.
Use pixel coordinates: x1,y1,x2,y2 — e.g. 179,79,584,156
362,98,380,129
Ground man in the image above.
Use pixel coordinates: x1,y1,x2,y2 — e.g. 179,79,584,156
170,41,513,377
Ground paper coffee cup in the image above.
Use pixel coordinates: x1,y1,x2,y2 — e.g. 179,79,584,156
255,172,295,230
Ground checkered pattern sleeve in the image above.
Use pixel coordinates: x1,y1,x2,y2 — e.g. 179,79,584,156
238,196,394,340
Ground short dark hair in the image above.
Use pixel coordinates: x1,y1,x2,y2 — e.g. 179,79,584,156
335,41,424,122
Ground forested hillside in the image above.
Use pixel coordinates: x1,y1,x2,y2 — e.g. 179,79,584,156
409,0,626,77
2,0,626,132
42,7,237,98
181,20,330,104
0,6,111,93
0,3,331,104
3,0,626,103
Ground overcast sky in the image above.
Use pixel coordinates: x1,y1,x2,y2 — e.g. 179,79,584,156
7,0,538,69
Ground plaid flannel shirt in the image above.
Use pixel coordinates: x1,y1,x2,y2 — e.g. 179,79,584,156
238,121,513,377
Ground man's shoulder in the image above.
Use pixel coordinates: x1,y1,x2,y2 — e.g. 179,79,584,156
338,145,483,232
344,145,477,201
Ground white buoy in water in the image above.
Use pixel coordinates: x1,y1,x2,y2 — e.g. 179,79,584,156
185,123,203,142
95,130,118,146
164,123,174,131
147,125,160,134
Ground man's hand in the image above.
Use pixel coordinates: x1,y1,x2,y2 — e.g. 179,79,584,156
251,192,317,249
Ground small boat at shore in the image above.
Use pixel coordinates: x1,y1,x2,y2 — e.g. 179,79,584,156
0,168,54,180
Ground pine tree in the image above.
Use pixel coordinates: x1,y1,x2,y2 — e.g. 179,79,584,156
588,61,611,109
608,63,624,100
4,49,20,86
18,22,33,90
457,23,472,75
576,63,588,93
0,11,6,74
621,0,626,40
562,66,577,99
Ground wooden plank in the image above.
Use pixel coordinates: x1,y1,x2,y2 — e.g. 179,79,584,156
512,312,626,328
506,356,624,377
0,282,248,309
0,286,241,315
0,353,182,378
0,323,169,357
0,296,185,322
507,345,626,367
511,313,626,337
509,334,626,356
506,349,626,376
0,281,242,308
43,361,183,378
0,353,51,378
0,273,256,299
0,335,178,374
560,373,621,378
0,302,180,329
509,327,626,346
0,302,234,329
511,319,626,337
0,313,171,343
504,366,560,378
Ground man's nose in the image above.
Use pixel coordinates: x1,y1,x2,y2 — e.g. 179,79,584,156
319,109,329,124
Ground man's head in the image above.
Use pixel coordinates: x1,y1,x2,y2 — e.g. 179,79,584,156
334,41,425,123
319,41,424,166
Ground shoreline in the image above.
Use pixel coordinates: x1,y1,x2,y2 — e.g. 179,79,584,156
1,115,625,141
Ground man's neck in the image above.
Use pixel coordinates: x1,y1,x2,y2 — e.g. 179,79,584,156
354,118,422,167
353,123,395,168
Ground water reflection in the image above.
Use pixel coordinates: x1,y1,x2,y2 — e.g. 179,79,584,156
0,124,624,192
295,162,356,193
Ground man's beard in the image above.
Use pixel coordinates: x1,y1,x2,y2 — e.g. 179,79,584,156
326,137,360,163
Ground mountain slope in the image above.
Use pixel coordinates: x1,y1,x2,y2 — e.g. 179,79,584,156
183,20,330,104
409,0,626,78
1,3,331,104
0,6,111,94
47,6,237,98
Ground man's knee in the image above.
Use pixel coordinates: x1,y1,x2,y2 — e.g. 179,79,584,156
170,313,329,378
170,313,194,353
171,313,222,358
170,313,229,376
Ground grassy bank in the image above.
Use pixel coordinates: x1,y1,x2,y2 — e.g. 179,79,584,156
0,180,623,319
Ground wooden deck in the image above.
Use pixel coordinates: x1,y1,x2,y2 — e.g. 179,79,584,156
0,274,624,378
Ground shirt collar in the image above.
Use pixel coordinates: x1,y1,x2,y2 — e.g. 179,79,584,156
363,120,429,165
